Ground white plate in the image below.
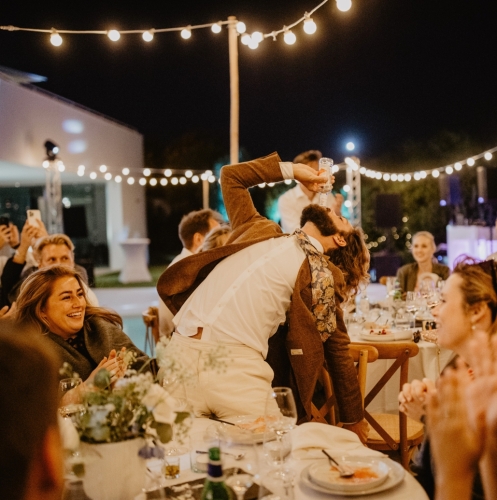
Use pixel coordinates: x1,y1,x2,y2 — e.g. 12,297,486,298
360,331,395,342
392,328,416,341
308,458,390,492
300,457,405,497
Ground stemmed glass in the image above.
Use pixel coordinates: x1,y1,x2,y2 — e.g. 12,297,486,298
58,377,85,421
220,427,259,500
262,387,297,480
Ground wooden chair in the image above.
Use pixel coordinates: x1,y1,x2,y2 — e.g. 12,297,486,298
142,306,160,356
311,344,379,425
352,341,425,469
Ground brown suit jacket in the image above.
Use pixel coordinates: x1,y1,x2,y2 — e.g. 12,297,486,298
157,152,363,424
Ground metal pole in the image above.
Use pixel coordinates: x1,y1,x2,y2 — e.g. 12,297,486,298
44,160,64,233
228,16,239,165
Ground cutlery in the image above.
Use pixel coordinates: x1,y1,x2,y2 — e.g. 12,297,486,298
321,450,355,478
196,449,245,460
208,416,236,426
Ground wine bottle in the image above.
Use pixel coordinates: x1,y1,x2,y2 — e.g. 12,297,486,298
200,446,233,500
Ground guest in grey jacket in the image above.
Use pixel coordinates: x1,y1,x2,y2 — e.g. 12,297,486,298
14,265,148,384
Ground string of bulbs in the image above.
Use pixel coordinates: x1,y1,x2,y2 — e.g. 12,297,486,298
1,0,352,49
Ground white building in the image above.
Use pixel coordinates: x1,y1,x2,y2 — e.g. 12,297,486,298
0,66,147,272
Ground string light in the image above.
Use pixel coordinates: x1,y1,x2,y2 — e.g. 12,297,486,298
142,29,154,42
192,175,199,183
139,178,147,185
143,168,151,176
240,34,251,45
50,29,62,46
122,168,130,175
115,175,122,183
104,173,112,180
211,22,222,34
164,169,172,177
303,15,317,34
485,152,493,161
179,177,187,184
150,178,157,186
160,178,168,186
99,164,107,173
171,178,179,185
185,170,193,178
251,31,263,43
236,22,246,34
181,27,191,39
467,158,475,166
127,177,135,185
283,29,296,45
107,30,120,41
89,172,97,179
336,0,352,12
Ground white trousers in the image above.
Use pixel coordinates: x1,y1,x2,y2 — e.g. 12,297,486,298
165,333,274,419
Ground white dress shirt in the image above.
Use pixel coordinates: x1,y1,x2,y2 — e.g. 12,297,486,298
278,184,335,234
174,233,324,358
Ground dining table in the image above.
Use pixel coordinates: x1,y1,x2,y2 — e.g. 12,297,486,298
137,417,429,500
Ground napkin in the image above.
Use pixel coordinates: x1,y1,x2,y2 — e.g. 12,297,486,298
291,422,384,460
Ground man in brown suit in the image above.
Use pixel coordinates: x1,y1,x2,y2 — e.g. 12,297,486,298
157,152,369,441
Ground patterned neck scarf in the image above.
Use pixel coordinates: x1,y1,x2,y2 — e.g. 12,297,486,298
294,228,336,342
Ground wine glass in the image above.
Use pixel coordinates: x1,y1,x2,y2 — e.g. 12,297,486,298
58,377,85,421
220,427,259,500
263,387,297,480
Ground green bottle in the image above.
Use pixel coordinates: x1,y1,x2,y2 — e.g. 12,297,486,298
200,447,233,500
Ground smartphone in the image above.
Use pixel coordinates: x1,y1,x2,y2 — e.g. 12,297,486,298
0,215,9,227
27,209,42,228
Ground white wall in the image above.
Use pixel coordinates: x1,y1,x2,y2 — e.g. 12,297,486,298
0,76,147,271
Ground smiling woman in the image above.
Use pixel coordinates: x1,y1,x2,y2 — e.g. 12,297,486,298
14,265,149,385
396,231,450,293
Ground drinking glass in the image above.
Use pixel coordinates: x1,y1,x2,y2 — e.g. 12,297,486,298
220,427,259,500
263,387,297,480
58,378,85,421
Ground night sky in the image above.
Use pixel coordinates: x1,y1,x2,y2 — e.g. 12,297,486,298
1,0,497,165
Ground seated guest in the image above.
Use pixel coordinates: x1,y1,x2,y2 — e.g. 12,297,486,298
158,209,224,338
398,257,497,498
170,208,224,265
425,331,497,500
277,149,338,233
396,231,450,293
0,326,64,500
1,229,98,307
158,153,370,442
15,265,148,385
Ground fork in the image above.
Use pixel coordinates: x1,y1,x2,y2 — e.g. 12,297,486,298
321,450,355,478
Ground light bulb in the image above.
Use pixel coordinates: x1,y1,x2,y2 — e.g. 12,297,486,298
432,170,440,178
284,30,296,45
336,0,352,12
77,170,84,177
251,31,263,43
405,174,412,181
139,178,147,186
122,168,130,175
108,30,121,42
383,174,390,181
185,170,193,178
144,168,151,176
164,169,172,177
445,166,453,174
236,21,246,34
99,164,107,173
179,177,187,185
303,18,317,35
211,22,222,34
248,39,259,50
105,173,112,180
375,172,382,179
150,178,157,186
127,177,135,185
181,28,191,39
241,34,251,45
454,162,462,171
115,175,122,183
420,171,427,178
391,174,398,181
414,172,421,180
484,152,493,161
142,30,154,42
42,160,50,168
467,158,475,166
208,175,216,183
192,175,199,183
90,172,97,180
58,163,65,172
160,178,167,186
398,174,405,182
171,178,179,185
50,30,62,47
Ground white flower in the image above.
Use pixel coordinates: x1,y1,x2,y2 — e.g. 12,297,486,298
141,383,175,424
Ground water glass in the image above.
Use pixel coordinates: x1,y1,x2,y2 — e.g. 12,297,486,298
395,309,413,330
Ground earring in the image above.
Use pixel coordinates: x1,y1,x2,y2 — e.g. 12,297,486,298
471,322,476,331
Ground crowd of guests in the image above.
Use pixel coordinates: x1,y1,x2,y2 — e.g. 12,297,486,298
1,149,497,500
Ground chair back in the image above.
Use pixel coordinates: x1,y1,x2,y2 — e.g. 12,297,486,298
352,340,423,469
311,344,379,425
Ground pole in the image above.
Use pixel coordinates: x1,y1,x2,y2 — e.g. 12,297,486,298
44,160,64,233
228,16,239,165
202,179,209,209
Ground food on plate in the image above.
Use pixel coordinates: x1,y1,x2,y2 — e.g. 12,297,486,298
367,328,391,336
236,416,267,434
327,465,380,484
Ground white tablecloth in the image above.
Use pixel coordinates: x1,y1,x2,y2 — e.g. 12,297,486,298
140,418,428,500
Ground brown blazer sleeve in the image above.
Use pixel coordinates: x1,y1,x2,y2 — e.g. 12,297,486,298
220,152,283,231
